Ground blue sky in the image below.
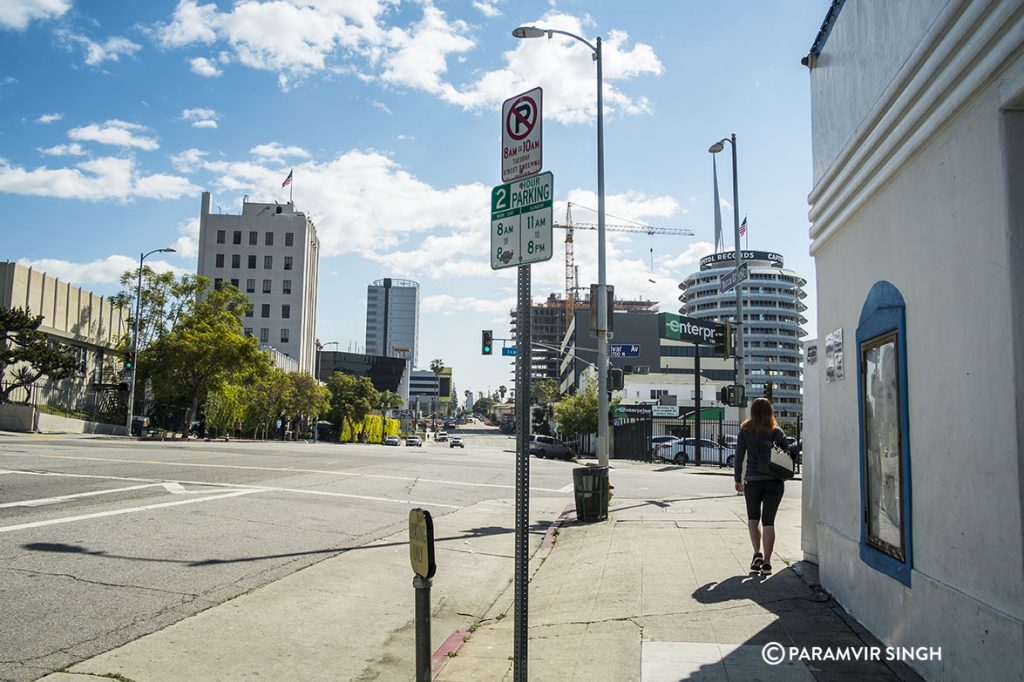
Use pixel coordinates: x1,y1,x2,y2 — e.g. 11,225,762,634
0,0,829,400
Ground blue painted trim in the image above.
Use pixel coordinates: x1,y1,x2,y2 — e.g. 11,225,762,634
856,281,913,587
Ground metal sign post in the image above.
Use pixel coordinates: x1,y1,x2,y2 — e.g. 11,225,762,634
513,264,531,682
694,343,701,465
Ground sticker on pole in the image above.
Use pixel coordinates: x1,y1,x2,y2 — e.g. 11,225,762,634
502,87,542,182
491,171,553,270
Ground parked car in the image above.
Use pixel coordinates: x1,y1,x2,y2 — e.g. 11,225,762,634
435,430,449,442
529,435,574,460
384,435,400,446
450,436,464,448
406,435,423,447
650,435,677,452
658,438,735,466
722,434,738,449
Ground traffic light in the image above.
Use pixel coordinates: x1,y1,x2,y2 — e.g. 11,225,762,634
764,382,773,402
123,352,134,370
481,330,493,355
713,322,734,358
720,384,746,407
608,367,624,391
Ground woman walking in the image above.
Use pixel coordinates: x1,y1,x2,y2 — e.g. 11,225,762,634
733,398,789,576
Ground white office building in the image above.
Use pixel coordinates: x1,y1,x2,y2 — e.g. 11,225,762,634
197,192,319,374
365,278,419,403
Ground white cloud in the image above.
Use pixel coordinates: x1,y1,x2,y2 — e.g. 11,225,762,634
423,294,512,315
151,4,661,120
200,149,487,258
180,107,219,128
35,112,63,124
249,142,311,162
16,255,185,287
170,147,207,172
472,1,502,18
379,5,475,94
39,143,86,156
189,56,223,77
57,30,142,66
660,241,717,270
0,0,70,31
370,99,391,114
172,217,200,257
440,12,663,124
0,156,198,201
69,120,159,150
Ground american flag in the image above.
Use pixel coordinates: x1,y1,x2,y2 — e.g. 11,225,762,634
739,216,748,237
281,170,293,188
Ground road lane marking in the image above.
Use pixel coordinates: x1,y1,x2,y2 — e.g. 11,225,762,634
0,483,163,508
0,490,260,533
559,483,574,493
0,452,570,493
0,469,462,511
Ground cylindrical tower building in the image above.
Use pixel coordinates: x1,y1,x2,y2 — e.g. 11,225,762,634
678,250,807,421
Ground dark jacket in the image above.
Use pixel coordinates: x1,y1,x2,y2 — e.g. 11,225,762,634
734,426,787,483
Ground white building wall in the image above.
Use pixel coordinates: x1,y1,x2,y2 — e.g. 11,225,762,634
807,2,1024,679
197,193,319,374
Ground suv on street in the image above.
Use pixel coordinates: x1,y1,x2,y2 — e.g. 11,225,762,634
435,430,448,442
449,436,464,448
529,435,574,460
658,438,734,466
406,435,423,447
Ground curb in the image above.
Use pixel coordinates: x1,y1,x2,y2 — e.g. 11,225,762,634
430,503,576,676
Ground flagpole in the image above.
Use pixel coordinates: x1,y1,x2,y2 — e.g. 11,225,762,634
290,171,293,204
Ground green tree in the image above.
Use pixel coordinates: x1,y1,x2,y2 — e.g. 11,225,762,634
327,373,379,442
287,372,331,438
243,365,290,439
145,280,262,436
111,267,205,350
0,307,81,404
531,378,561,405
473,396,496,415
554,376,599,439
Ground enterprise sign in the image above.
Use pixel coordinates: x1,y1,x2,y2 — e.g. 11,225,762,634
699,250,784,271
659,313,719,345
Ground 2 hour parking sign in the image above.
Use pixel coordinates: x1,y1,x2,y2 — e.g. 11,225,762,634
491,171,553,270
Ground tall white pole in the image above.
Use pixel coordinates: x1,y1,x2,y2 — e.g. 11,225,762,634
595,36,610,468
729,134,747,422
125,252,144,433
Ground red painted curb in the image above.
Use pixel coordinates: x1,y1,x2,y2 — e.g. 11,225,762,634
431,628,471,672
541,503,576,550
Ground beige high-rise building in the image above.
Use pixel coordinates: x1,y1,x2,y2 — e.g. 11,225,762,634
197,192,319,374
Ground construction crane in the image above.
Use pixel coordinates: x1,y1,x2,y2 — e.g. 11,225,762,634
554,202,695,330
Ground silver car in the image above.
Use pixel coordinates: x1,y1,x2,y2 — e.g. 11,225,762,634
658,438,734,466
529,435,574,460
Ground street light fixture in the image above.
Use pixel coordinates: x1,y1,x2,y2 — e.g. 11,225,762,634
125,247,176,434
709,134,746,420
513,24,610,468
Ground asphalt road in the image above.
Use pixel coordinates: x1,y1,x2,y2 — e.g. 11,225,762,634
0,430,742,682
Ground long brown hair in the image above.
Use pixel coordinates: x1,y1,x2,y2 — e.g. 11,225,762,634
741,397,777,434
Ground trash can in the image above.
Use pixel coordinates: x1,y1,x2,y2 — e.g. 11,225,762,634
573,466,609,522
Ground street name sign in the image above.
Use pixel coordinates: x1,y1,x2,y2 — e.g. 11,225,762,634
502,87,542,181
502,347,518,356
610,344,640,358
719,262,749,293
491,171,554,270
409,508,436,579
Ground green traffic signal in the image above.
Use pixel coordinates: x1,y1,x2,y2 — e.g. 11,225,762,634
481,330,493,355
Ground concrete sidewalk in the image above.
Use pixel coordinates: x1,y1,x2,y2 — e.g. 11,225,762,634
434,485,925,682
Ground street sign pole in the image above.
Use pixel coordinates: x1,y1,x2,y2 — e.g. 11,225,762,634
694,343,701,465
513,264,531,682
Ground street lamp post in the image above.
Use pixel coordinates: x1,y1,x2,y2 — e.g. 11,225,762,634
709,135,746,420
125,247,176,434
513,25,609,467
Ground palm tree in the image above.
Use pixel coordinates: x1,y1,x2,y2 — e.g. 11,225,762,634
498,385,507,402
430,358,445,418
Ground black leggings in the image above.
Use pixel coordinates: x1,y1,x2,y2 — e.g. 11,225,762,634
744,479,785,525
